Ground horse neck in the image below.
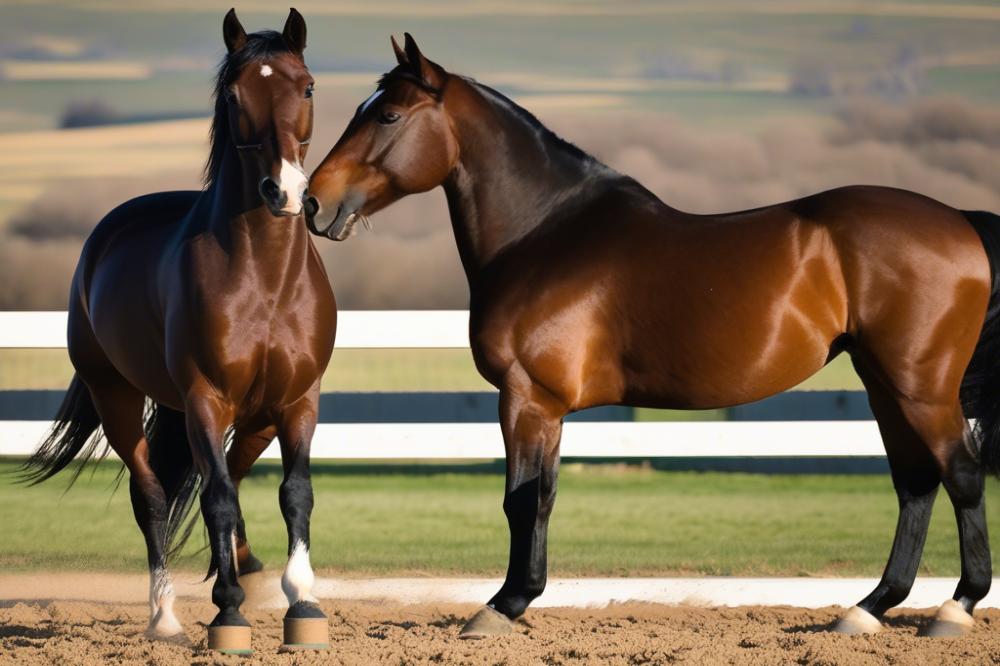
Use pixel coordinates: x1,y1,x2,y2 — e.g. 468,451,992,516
203,148,311,291
442,83,609,280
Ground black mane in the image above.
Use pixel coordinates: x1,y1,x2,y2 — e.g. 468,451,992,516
375,66,602,173
204,30,295,186
468,80,599,168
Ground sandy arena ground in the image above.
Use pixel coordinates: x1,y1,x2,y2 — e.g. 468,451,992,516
2,575,1000,665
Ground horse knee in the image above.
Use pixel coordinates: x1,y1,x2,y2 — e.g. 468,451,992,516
279,475,314,516
201,476,239,529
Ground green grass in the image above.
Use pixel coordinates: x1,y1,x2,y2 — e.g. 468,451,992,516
2,459,997,578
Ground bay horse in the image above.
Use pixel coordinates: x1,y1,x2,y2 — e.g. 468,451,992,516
22,9,335,653
306,35,998,639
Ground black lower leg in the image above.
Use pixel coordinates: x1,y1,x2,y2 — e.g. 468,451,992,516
201,472,247,626
858,479,938,617
130,473,169,572
488,460,559,619
279,440,323,620
279,449,314,553
232,501,263,574
943,450,992,613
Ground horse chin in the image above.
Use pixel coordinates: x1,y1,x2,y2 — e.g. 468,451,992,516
306,204,359,241
329,211,360,241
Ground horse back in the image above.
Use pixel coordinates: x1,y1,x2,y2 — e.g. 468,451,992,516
469,183,990,412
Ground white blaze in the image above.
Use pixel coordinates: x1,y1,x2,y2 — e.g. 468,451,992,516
278,158,307,214
281,540,318,605
260,64,273,77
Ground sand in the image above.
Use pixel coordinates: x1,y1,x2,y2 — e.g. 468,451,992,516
2,575,1000,665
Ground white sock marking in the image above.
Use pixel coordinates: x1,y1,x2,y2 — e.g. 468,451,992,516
146,566,183,638
278,158,307,214
281,539,317,605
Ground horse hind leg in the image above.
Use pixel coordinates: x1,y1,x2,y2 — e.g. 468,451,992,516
923,436,990,636
833,359,946,635
86,380,186,640
226,424,277,576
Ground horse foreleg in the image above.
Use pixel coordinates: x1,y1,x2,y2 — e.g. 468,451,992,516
276,392,328,649
184,391,250,653
460,384,564,638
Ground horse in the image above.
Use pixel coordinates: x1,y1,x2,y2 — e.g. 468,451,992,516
21,9,336,653
305,34,999,639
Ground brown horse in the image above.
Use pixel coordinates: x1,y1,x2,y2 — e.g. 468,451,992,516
22,9,335,652
307,35,998,639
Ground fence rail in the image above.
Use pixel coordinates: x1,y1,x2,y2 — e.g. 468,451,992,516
0,311,887,461
0,311,470,349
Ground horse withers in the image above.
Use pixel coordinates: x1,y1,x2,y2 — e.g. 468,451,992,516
306,34,998,639
22,9,335,654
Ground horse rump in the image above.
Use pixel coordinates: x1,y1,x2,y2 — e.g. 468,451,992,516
960,210,1000,476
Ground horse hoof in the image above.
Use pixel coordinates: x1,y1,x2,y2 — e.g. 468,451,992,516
459,606,514,639
921,600,974,637
832,606,882,635
145,608,186,643
207,624,252,655
282,601,329,650
144,624,188,644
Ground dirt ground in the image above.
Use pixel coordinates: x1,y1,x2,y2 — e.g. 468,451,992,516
2,578,1000,665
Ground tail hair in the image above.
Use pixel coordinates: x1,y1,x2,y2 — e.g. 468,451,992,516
144,404,202,560
961,210,1000,477
20,378,202,562
20,374,105,486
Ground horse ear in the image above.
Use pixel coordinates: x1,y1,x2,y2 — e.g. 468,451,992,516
223,8,247,54
283,8,307,54
402,33,444,89
390,35,408,66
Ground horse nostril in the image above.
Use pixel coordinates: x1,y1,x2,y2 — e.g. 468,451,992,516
259,177,283,206
304,196,320,218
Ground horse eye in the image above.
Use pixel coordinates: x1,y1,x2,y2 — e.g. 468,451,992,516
305,83,314,99
378,110,401,125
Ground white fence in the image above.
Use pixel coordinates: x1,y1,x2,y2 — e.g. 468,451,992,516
0,311,886,460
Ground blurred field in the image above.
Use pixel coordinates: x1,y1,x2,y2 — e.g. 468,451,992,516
0,346,863,395
1,458,996,577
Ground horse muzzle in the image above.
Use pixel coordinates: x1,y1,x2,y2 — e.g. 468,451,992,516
305,196,362,241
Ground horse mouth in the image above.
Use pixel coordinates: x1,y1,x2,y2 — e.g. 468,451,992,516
306,200,369,241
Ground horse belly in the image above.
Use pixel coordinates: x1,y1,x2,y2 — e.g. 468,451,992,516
622,325,835,410
619,254,847,409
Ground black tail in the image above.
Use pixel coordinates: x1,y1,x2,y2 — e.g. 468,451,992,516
144,403,202,560
960,210,1000,477
20,374,105,486
20,378,201,560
